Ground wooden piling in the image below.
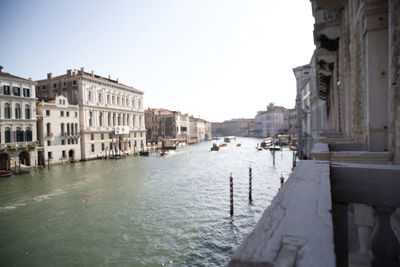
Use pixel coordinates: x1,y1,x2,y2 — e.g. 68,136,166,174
249,167,252,203
6,160,9,171
280,174,284,189
15,160,17,174
273,149,275,166
230,173,233,216
35,159,37,171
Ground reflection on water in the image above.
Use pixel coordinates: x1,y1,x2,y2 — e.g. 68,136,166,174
0,137,294,266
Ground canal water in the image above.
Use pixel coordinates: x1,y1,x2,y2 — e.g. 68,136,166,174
0,137,294,266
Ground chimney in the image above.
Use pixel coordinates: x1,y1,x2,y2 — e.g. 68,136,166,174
67,69,72,77
80,67,85,73
47,73,52,80
91,71,94,77
73,69,78,75
0,65,3,72
108,75,111,80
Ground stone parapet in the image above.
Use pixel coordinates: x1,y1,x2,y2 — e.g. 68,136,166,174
228,160,334,267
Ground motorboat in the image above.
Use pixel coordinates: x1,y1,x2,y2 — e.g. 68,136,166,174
0,170,13,177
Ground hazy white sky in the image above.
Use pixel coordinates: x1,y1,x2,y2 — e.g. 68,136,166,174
0,0,315,122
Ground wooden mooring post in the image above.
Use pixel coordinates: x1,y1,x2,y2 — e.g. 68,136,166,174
249,167,252,203
230,173,233,216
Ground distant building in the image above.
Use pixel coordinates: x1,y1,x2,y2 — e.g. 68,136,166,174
288,108,297,136
36,95,81,165
36,68,146,159
0,66,37,170
145,108,190,143
189,117,208,143
211,118,255,137
254,103,289,138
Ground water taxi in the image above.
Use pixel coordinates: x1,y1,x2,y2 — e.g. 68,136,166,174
224,136,236,143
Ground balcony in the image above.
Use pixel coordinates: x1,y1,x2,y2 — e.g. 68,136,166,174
228,161,400,267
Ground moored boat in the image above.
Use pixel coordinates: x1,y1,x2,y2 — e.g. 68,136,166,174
0,170,13,177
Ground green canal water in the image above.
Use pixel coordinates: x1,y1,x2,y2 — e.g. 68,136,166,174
0,137,294,266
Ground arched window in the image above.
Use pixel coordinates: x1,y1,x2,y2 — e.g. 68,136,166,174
118,114,121,125
61,123,65,136
25,104,31,119
16,127,24,142
4,103,11,119
75,123,78,135
25,127,32,141
71,124,74,135
3,86,10,95
67,123,70,135
5,127,11,143
15,104,21,119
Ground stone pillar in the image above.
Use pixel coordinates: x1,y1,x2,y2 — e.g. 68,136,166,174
365,0,389,152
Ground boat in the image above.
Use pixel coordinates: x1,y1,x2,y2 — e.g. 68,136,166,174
211,143,219,151
236,143,241,147
162,139,178,150
139,151,149,156
260,137,273,149
224,136,236,143
160,150,169,156
256,146,264,151
211,143,227,151
0,170,13,177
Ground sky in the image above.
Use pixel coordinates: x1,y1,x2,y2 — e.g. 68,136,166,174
0,0,315,122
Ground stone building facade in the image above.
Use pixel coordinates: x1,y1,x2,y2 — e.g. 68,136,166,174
306,0,400,163
211,119,254,137
0,66,37,170
145,108,190,143
36,95,81,166
254,103,289,138
36,68,146,160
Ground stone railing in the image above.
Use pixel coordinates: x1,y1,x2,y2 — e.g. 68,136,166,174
330,163,400,266
228,160,335,267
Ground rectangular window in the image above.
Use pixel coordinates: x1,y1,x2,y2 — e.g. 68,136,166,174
91,133,94,140
53,83,57,89
75,112,78,117
72,80,77,86
46,110,50,116
61,139,65,145
42,85,46,90
68,139,71,145
62,150,66,158
3,86,10,95
98,93,102,103
101,133,104,140
107,95,110,104
66,111,69,117
47,140,51,146
109,133,112,139
101,143,105,151
60,111,64,117
91,144,95,152
63,81,67,87
13,87,20,96
88,91,92,101
23,88,30,97
48,152,52,159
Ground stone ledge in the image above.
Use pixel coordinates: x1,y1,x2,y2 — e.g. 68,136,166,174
228,160,335,267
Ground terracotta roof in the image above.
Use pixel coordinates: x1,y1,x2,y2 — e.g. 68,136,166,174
0,71,33,82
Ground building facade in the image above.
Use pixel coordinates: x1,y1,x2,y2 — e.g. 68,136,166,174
145,108,190,143
36,68,146,159
254,103,289,138
0,66,37,170
36,95,81,166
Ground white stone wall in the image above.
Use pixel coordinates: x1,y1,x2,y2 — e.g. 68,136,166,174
79,78,146,159
40,96,81,164
0,73,37,167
